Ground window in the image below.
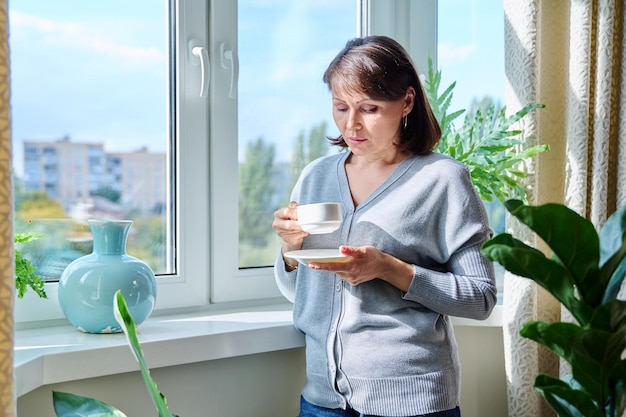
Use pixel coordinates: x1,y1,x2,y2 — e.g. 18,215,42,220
13,1,502,324
11,0,363,322
237,1,357,270
12,3,170,255
220,1,359,300
221,0,505,303
12,0,197,322
437,0,506,302
209,1,361,302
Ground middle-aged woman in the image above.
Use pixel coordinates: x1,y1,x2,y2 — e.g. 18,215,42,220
272,35,497,417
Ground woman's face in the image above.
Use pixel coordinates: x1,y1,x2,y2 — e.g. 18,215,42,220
331,85,414,160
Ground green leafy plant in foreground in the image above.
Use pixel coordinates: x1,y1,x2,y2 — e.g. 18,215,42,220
424,56,549,203
14,233,47,298
481,199,626,417
53,290,177,417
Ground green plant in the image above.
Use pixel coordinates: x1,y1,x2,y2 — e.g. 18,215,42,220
424,56,549,203
14,232,47,298
481,199,626,417
52,290,177,417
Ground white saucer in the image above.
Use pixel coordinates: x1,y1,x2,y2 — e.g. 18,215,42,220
300,221,342,234
284,249,352,265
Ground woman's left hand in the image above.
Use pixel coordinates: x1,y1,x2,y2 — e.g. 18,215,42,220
309,245,414,290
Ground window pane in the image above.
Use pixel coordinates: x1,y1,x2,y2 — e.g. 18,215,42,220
237,0,357,268
438,0,505,302
10,1,173,279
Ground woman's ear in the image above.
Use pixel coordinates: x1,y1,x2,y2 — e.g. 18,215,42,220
404,86,416,113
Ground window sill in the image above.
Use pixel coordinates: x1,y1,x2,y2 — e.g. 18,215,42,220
15,304,502,398
15,303,304,397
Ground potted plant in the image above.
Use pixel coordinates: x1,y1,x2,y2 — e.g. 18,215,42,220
14,232,47,299
424,57,549,203
481,199,626,417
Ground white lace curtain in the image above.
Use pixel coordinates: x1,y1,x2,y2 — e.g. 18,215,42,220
503,1,626,416
0,0,16,416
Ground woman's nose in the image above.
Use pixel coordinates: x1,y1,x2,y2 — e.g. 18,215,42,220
346,110,361,130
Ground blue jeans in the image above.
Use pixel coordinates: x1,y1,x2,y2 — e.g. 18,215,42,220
299,396,461,417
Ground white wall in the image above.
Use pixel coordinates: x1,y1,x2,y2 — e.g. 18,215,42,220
18,326,506,417
456,326,508,417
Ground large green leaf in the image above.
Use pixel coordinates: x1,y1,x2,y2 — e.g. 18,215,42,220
599,204,626,264
482,233,593,323
53,391,127,417
522,304,626,406
568,329,619,402
599,204,626,302
534,375,604,417
603,258,626,304
486,200,626,417
520,321,581,361
588,299,626,334
586,300,626,385
114,291,176,417
505,200,603,309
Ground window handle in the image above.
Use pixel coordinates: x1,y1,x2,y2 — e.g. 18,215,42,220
189,39,209,97
220,42,238,99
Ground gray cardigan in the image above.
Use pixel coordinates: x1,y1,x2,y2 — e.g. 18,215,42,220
274,150,497,416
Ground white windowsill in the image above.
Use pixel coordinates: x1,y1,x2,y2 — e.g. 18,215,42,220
15,304,502,398
15,303,304,398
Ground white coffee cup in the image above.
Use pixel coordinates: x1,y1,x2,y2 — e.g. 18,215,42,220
297,202,343,234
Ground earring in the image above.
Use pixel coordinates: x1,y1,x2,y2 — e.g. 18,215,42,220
402,114,408,129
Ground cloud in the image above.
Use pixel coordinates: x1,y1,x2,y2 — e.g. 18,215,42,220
266,2,353,84
9,10,165,67
437,41,477,64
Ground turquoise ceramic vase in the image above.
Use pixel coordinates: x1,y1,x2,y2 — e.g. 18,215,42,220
58,219,157,333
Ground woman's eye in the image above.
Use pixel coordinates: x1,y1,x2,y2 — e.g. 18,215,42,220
335,106,348,112
362,106,377,113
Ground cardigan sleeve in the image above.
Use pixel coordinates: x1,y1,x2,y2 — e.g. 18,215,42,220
403,242,497,320
400,159,497,320
405,159,497,320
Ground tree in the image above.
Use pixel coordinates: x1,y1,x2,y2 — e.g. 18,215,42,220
239,137,276,248
14,191,66,225
288,121,330,194
91,186,121,203
238,122,331,267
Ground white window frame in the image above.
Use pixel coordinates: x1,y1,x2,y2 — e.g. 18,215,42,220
209,0,438,303
14,0,439,325
362,0,437,74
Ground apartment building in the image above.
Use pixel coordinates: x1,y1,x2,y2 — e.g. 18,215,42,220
22,136,165,215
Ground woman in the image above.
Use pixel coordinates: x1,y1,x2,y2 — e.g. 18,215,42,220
272,35,497,417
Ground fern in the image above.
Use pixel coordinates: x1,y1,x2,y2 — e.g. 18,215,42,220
423,56,549,202
14,233,47,299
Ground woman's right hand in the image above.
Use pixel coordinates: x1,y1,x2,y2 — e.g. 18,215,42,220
272,201,308,253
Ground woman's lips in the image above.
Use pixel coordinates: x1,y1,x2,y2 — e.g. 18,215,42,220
347,136,366,145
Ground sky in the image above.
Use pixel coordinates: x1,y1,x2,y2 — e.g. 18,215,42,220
9,0,504,174
9,0,167,176
236,0,357,162
437,0,504,110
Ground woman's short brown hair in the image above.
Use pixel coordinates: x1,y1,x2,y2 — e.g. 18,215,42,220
323,36,441,155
